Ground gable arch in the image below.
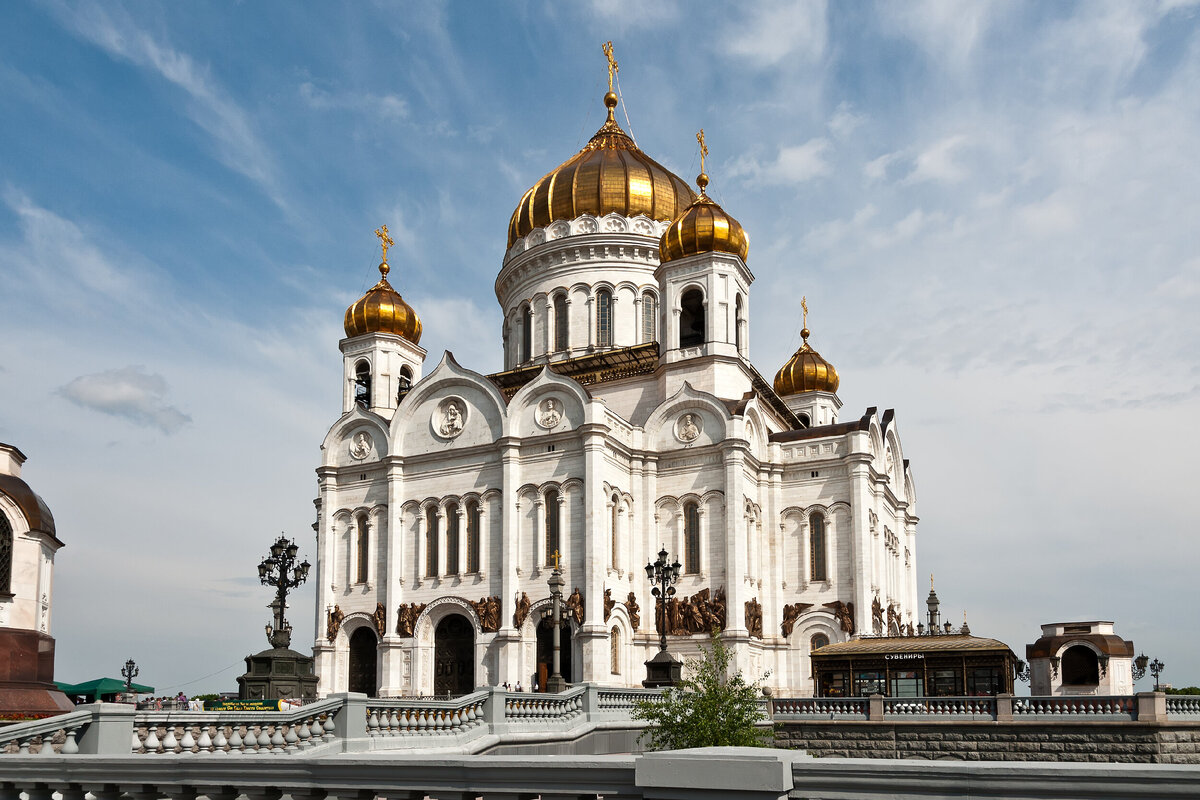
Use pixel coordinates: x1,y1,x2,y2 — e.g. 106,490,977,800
321,408,391,467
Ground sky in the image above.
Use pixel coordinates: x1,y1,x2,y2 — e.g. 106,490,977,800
1,0,1198,696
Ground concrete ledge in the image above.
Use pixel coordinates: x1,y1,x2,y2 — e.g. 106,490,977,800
637,747,799,800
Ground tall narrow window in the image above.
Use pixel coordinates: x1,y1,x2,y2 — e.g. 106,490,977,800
554,293,568,352
641,291,657,343
355,514,369,584
735,294,744,352
596,289,613,347
466,499,481,573
610,494,620,570
354,360,371,408
679,289,705,347
425,506,439,577
610,626,622,675
544,489,561,566
397,366,413,402
0,513,12,596
684,501,701,574
810,513,827,581
522,304,533,363
446,502,460,575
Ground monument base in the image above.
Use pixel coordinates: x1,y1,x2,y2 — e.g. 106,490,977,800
0,629,72,718
236,647,319,702
643,649,683,688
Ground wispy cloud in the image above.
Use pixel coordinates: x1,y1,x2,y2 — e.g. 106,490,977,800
726,0,828,67
730,138,831,184
47,1,286,211
299,82,409,120
58,366,192,434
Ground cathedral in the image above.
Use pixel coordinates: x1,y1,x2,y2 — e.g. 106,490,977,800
313,59,918,698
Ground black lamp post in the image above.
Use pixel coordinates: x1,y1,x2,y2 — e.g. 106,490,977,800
642,546,683,688
1149,658,1166,692
258,533,310,649
542,554,568,693
121,658,139,695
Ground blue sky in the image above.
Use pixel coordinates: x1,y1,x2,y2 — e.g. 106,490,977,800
2,1,1198,694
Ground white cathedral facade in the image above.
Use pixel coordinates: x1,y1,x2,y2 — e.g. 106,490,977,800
312,86,919,698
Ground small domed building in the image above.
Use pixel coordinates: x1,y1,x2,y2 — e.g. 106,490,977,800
312,66,919,697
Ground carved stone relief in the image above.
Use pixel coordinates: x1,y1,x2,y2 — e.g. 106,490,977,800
675,413,702,443
745,598,763,639
780,602,813,637
434,397,466,439
625,592,641,631
469,595,501,632
537,397,563,429
565,588,584,625
603,588,615,621
349,431,373,460
824,600,856,634
396,602,427,637
373,602,387,637
654,587,726,636
326,605,344,642
513,591,532,629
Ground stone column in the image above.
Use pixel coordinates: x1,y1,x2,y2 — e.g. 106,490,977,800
497,438,522,685
724,447,748,638
580,423,610,681
848,454,873,632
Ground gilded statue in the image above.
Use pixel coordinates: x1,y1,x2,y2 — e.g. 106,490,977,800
373,602,387,637
603,588,615,621
395,602,427,637
824,600,856,635
745,598,763,639
566,587,584,625
326,604,344,642
872,595,884,635
625,591,640,631
513,591,532,629
654,586,727,636
780,602,813,637
470,595,501,632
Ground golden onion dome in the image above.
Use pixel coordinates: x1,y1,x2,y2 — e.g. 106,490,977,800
344,260,422,343
507,91,696,247
774,325,839,396
660,170,749,264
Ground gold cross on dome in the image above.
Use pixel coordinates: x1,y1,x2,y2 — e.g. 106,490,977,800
375,224,394,264
603,41,618,91
801,296,808,328
697,129,708,174
551,549,562,570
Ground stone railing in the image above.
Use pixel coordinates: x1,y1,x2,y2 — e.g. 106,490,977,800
884,696,996,719
770,697,869,719
365,691,488,738
1012,695,1136,720
1166,696,1200,720
771,692,1193,723
131,697,342,754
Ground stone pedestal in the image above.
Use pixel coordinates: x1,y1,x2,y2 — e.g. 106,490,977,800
236,647,319,702
643,649,682,688
0,628,72,717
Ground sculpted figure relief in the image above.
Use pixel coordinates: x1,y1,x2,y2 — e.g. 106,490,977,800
887,603,900,636
745,597,763,639
373,602,387,637
566,587,584,625
780,601,813,637
438,399,465,437
603,588,615,621
625,592,640,631
654,587,726,635
539,398,562,429
824,600,856,635
677,413,701,442
350,431,373,460
470,595,501,632
513,592,532,629
326,605,344,642
872,596,884,635
395,602,427,637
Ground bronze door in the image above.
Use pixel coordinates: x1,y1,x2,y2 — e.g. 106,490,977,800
348,627,378,697
434,614,475,696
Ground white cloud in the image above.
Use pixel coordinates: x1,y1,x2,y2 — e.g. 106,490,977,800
726,0,828,67
878,0,999,73
58,366,192,434
828,102,866,139
730,138,831,185
299,82,409,120
904,134,971,184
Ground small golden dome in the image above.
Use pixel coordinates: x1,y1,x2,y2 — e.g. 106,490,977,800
344,261,422,343
507,92,696,247
659,172,749,264
774,327,839,396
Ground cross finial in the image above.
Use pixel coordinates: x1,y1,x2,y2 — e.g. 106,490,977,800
697,129,708,173
602,41,618,91
551,549,562,571
930,573,935,590
375,224,394,264
801,296,808,328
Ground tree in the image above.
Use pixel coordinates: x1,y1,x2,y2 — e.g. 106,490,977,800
632,631,772,750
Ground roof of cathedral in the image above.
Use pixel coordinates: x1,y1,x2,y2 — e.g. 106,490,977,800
0,473,60,544
813,634,1014,656
506,91,696,248
487,342,658,400
769,408,876,443
343,261,422,343
660,172,749,264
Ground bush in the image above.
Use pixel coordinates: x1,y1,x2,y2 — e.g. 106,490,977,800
632,631,772,750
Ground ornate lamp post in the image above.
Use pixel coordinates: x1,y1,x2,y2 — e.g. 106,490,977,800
1150,658,1166,692
121,658,139,695
642,546,682,688
258,533,310,649
542,550,568,693
1133,652,1150,681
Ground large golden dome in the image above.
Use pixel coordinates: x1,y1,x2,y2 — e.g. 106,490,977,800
774,326,839,396
660,172,749,263
507,91,696,247
344,261,422,343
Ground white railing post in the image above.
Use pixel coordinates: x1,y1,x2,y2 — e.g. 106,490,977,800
76,703,136,754
331,693,367,742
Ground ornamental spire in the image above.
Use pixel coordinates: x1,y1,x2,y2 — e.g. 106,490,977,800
801,296,810,341
375,224,394,278
696,129,709,195
601,41,620,124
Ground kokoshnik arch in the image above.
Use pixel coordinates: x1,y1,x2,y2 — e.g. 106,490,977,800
313,49,919,697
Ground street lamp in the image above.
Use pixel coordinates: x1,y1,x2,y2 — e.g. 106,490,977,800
1133,652,1150,681
121,658,139,695
542,551,567,693
642,546,682,688
1150,658,1166,692
258,532,311,649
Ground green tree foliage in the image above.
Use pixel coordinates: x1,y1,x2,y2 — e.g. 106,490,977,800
1165,686,1200,695
632,632,772,750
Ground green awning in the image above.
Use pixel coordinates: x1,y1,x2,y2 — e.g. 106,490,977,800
55,677,155,699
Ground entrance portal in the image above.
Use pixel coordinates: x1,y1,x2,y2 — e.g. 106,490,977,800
348,627,378,697
434,614,475,696
535,618,573,691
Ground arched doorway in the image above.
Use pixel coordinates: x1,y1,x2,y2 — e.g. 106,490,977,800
348,627,378,697
434,614,475,696
535,617,573,691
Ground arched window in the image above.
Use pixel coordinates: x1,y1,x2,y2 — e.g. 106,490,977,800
355,513,369,584
554,293,568,352
735,293,744,352
811,633,829,651
446,502,460,575
521,304,533,363
0,512,12,596
611,626,622,675
641,291,657,343
425,506,439,577
679,289,705,347
596,289,613,347
544,489,560,566
684,501,701,574
810,513,827,581
354,360,371,408
397,366,413,402
798,412,811,427
1062,645,1100,686
466,499,481,573
610,494,620,570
